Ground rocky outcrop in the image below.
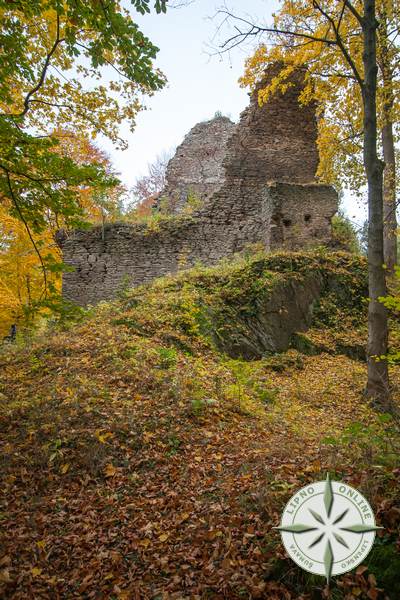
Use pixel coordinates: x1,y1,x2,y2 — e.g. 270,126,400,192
111,250,368,360
189,252,368,359
212,273,324,359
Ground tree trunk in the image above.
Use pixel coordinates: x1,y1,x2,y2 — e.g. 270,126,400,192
378,6,398,271
382,120,397,271
363,0,390,408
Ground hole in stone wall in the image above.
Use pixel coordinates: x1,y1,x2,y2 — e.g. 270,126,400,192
304,214,312,223
283,219,292,227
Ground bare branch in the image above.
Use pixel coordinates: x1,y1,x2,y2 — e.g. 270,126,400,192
215,9,337,56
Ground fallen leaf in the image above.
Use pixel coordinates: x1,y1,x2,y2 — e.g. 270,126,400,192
96,430,113,444
0,569,11,583
104,464,117,478
179,512,190,523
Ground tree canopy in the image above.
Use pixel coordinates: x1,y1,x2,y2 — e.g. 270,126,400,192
0,0,168,330
0,0,167,237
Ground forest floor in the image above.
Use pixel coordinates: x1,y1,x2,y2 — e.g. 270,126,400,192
0,251,399,599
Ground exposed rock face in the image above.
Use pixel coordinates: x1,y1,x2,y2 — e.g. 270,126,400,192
160,116,236,214
105,251,368,360
212,272,324,359
59,63,339,306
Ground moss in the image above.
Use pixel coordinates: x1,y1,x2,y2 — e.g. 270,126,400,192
291,333,320,355
263,351,305,372
110,250,367,360
366,542,400,597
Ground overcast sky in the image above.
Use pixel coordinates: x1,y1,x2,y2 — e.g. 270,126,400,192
99,0,367,224
100,1,276,182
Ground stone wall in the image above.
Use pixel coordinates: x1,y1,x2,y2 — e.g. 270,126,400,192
160,64,319,215
268,183,337,250
160,116,236,214
59,63,338,306
60,182,337,306
223,63,319,186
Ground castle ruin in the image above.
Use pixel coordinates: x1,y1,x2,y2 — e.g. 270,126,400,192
59,64,338,306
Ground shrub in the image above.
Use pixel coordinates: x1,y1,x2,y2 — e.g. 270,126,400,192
331,212,361,253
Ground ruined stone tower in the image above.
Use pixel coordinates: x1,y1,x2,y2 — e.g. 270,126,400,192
160,115,236,213
59,64,338,306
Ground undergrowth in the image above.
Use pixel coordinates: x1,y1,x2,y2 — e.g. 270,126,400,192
0,249,399,599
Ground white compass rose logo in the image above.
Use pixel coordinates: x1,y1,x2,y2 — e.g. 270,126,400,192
276,475,382,581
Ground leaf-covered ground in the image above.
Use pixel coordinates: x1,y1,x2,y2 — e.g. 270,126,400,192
0,251,399,599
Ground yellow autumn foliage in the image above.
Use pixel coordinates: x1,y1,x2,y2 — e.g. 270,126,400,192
0,132,125,337
240,0,400,193
0,203,60,337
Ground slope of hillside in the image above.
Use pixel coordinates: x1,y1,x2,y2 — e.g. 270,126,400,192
0,250,399,599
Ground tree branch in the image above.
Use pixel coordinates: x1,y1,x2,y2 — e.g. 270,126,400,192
75,42,130,81
1,13,63,119
313,0,364,89
3,168,48,297
344,0,364,26
0,163,68,184
216,9,337,55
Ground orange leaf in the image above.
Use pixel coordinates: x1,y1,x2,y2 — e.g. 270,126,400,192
104,464,117,477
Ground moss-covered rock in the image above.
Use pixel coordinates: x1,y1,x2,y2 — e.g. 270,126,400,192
116,249,368,360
